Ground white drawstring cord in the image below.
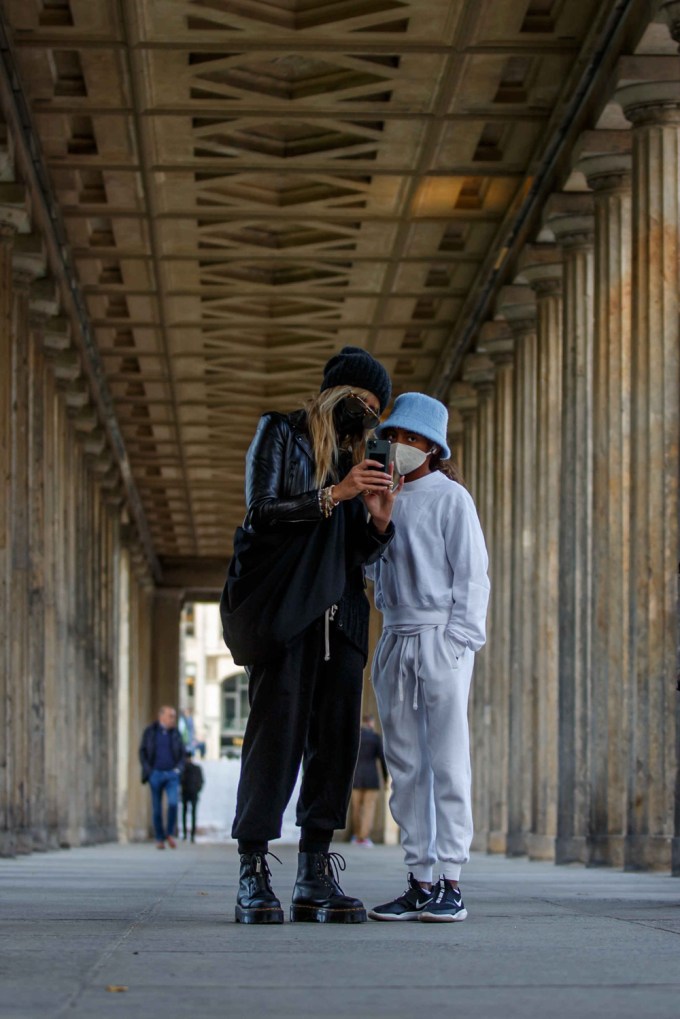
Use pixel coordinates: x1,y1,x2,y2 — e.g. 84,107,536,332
324,604,338,661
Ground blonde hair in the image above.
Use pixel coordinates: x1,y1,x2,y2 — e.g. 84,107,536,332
306,385,376,488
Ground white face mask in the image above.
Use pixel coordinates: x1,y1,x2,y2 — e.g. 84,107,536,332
390,442,431,477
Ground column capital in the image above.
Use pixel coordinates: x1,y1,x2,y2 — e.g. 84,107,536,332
42,315,72,352
515,244,563,296
576,152,632,193
462,353,496,396
476,320,514,365
0,182,30,235
614,56,680,123
447,380,478,420
12,233,46,285
29,278,60,325
543,193,595,249
494,284,537,338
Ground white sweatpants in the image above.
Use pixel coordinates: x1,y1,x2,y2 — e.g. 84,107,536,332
372,626,474,882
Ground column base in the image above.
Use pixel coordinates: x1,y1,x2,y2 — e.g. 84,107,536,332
506,831,527,857
587,834,625,869
624,834,672,872
555,835,587,865
0,832,17,857
671,838,680,877
526,833,556,861
471,831,488,852
30,827,49,852
14,829,33,855
487,830,507,854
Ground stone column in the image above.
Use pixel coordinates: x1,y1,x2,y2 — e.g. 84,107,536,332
516,246,564,861
477,321,515,853
0,224,15,856
26,285,58,852
576,152,633,868
462,355,496,852
9,270,35,852
495,284,537,856
151,590,184,713
615,79,680,872
447,406,464,474
544,196,596,864
448,382,479,492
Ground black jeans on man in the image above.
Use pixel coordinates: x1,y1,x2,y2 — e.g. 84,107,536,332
232,618,364,844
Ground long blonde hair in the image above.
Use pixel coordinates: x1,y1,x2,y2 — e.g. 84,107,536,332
306,385,376,487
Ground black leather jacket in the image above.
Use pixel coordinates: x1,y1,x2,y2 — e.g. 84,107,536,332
243,409,393,654
245,409,338,531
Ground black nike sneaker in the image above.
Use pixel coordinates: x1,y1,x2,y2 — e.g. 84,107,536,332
419,878,468,922
368,873,435,921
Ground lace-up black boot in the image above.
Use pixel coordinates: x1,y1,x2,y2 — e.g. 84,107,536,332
235,852,284,924
290,851,367,923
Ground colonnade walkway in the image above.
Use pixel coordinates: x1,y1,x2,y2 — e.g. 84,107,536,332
2,842,679,1019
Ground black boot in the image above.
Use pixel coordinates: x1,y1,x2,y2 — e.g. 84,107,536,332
290,852,367,923
235,851,284,924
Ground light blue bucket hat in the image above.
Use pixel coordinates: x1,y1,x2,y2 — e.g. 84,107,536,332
376,392,451,460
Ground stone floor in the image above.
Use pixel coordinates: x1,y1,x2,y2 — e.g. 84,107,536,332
1,841,679,1018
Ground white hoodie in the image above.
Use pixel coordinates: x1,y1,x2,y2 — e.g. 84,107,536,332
366,470,490,652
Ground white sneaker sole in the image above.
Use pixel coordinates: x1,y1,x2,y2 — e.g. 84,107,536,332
419,908,468,923
368,909,427,921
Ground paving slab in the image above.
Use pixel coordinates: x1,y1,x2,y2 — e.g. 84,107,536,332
1,842,679,1019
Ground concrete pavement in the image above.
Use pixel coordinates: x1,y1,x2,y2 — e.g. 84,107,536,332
1,841,679,1018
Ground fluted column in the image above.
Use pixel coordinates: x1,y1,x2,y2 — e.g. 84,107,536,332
448,382,479,491
151,590,183,713
9,270,34,853
577,152,633,868
544,197,596,864
495,285,537,856
447,406,464,475
0,224,15,856
616,80,680,872
478,321,515,853
516,247,564,860
463,355,496,852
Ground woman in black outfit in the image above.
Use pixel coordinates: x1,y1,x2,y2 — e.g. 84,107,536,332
222,346,399,924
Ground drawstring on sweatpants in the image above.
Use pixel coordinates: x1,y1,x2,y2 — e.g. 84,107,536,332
396,633,421,710
324,604,338,661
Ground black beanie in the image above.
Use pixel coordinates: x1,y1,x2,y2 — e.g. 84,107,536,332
320,345,392,412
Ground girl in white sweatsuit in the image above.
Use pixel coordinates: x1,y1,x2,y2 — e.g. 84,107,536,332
366,392,490,922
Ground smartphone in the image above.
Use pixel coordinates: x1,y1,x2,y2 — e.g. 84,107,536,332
366,437,391,471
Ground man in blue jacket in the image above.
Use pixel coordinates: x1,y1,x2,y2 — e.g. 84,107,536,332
139,706,185,849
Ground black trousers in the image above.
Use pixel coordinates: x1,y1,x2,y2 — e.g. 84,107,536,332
183,796,198,839
232,619,364,843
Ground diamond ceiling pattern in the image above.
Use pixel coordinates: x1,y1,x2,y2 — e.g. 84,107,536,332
3,0,615,567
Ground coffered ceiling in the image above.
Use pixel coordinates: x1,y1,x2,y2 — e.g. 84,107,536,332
1,0,631,568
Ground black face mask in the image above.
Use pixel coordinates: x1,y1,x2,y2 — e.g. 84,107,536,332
333,396,379,438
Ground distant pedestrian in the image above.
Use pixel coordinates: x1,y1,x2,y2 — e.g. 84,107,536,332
351,715,388,846
181,751,204,842
366,393,490,923
139,706,185,849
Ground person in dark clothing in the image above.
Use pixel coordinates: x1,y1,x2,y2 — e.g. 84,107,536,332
351,715,389,846
139,706,185,849
221,345,401,925
181,751,204,842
